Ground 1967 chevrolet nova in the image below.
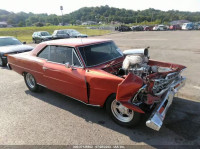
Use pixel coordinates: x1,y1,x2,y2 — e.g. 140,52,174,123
7,38,186,131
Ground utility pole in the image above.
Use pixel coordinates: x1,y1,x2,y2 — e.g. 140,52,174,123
60,6,64,26
151,12,153,22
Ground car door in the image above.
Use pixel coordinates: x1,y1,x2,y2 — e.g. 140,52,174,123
35,32,40,43
42,45,88,103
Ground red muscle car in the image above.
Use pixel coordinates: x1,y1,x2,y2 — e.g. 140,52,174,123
7,39,186,131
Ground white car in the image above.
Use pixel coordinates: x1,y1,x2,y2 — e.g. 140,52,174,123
153,25,167,31
182,23,194,30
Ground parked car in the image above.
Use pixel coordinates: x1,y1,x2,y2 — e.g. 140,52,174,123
7,38,186,131
0,36,33,67
63,29,88,38
153,25,167,31
182,23,194,30
169,24,182,30
193,24,200,30
143,26,154,31
32,31,52,43
131,25,144,31
115,25,131,32
52,30,70,39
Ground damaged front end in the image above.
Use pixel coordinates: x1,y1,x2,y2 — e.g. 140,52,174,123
106,48,186,131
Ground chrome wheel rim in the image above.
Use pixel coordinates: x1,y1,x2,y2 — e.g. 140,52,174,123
26,73,36,89
111,99,134,123
0,58,2,66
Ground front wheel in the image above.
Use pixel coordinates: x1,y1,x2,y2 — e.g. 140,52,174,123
24,73,42,92
106,94,141,127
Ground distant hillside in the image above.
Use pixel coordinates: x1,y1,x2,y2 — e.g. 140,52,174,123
66,6,200,24
0,6,200,27
0,9,11,16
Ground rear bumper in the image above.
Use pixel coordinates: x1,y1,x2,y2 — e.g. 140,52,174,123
146,76,186,131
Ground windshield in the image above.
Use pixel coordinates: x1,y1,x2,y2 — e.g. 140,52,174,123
79,42,123,67
186,24,192,28
57,30,65,34
0,37,22,47
41,32,50,36
66,30,80,36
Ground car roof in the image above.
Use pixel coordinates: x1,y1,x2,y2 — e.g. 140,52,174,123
63,29,76,31
0,36,15,39
43,38,112,47
34,31,49,33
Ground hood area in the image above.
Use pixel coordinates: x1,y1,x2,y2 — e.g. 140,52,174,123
0,45,34,54
102,49,186,102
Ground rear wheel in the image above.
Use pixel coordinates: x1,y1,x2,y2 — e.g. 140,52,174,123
24,73,42,92
106,94,141,127
0,57,6,67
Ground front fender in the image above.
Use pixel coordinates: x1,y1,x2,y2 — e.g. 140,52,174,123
116,73,144,113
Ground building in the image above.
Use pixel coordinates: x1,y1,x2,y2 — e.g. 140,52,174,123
82,21,97,25
0,22,7,28
170,20,190,26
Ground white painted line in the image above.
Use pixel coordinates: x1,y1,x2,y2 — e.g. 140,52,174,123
193,86,200,90
132,39,167,41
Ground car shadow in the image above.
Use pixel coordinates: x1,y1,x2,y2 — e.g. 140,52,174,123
25,89,200,146
0,66,9,70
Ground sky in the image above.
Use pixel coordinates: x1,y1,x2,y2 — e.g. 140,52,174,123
1,0,200,15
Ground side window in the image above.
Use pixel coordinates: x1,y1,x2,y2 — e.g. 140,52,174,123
38,46,50,59
73,51,81,67
49,46,73,64
38,46,82,67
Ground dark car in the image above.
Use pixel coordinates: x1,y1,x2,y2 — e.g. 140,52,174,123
115,25,131,32
52,30,70,39
0,37,33,67
131,26,144,31
63,29,88,38
193,24,200,30
32,31,52,43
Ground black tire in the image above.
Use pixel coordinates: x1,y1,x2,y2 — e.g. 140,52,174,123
24,72,42,92
106,94,141,127
0,57,6,67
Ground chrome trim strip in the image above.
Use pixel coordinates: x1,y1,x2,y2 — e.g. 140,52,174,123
37,83,46,88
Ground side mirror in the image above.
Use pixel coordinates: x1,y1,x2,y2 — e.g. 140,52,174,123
65,62,76,70
65,62,71,68
23,42,26,44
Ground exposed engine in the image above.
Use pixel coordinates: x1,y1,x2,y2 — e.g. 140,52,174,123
119,47,177,97
120,47,158,78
